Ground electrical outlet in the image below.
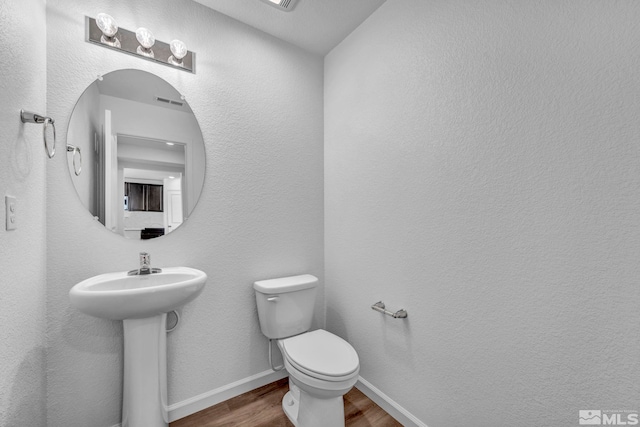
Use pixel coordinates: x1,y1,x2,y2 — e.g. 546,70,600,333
5,196,16,231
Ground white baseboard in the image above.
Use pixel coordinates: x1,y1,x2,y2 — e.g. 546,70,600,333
356,376,429,427
168,369,288,422
110,371,424,426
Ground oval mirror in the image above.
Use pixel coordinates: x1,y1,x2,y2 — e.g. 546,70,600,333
66,69,205,239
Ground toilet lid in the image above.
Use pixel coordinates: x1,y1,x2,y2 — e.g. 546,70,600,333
281,329,359,379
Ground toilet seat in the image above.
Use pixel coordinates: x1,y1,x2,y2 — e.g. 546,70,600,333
280,329,359,382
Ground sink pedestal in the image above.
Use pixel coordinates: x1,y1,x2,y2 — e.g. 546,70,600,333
122,313,168,427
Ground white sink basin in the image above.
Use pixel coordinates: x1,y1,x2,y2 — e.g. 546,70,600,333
69,266,207,320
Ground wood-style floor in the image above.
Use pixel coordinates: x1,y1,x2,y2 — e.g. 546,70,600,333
170,377,403,427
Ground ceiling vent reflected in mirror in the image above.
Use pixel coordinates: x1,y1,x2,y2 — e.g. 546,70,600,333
155,96,184,107
259,0,299,12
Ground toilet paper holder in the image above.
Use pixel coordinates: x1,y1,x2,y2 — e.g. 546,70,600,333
371,301,408,319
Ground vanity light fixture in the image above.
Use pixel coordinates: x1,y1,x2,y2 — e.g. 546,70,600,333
259,0,299,12
86,15,196,73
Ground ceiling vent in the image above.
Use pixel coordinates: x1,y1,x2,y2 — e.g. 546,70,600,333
259,0,299,12
155,96,184,107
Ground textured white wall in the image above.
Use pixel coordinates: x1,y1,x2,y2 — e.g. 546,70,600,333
0,0,47,425
325,1,640,426
46,0,324,425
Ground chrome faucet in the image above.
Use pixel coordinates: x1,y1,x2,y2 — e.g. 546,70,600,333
128,252,162,276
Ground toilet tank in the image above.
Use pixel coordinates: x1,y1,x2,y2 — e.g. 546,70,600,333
254,274,318,339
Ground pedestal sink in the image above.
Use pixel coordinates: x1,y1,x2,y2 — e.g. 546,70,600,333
69,266,207,427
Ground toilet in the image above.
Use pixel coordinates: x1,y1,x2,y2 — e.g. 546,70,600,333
254,274,360,427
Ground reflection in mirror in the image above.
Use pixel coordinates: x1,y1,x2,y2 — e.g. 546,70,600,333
66,69,205,239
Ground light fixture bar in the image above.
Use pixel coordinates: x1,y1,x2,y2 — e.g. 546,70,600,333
85,16,196,73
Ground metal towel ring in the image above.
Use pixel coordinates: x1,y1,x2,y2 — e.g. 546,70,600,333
67,145,82,175
43,118,56,159
20,109,56,158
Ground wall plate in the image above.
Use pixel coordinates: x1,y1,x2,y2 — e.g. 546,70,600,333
5,195,16,231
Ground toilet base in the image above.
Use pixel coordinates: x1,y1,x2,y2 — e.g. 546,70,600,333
282,391,300,426
282,378,346,427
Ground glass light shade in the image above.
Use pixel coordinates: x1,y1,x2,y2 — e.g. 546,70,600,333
135,27,155,49
96,13,118,38
170,40,187,60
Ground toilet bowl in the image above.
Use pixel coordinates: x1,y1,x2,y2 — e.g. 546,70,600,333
254,275,360,427
278,330,360,427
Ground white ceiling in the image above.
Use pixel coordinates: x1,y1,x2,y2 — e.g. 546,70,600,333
193,0,387,55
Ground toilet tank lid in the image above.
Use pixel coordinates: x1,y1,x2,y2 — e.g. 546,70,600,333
253,274,318,294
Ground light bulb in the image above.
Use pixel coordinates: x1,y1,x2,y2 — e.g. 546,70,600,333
96,13,118,37
169,39,187,66
96,13,120,47
135,27,155,58
135,28,155,49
